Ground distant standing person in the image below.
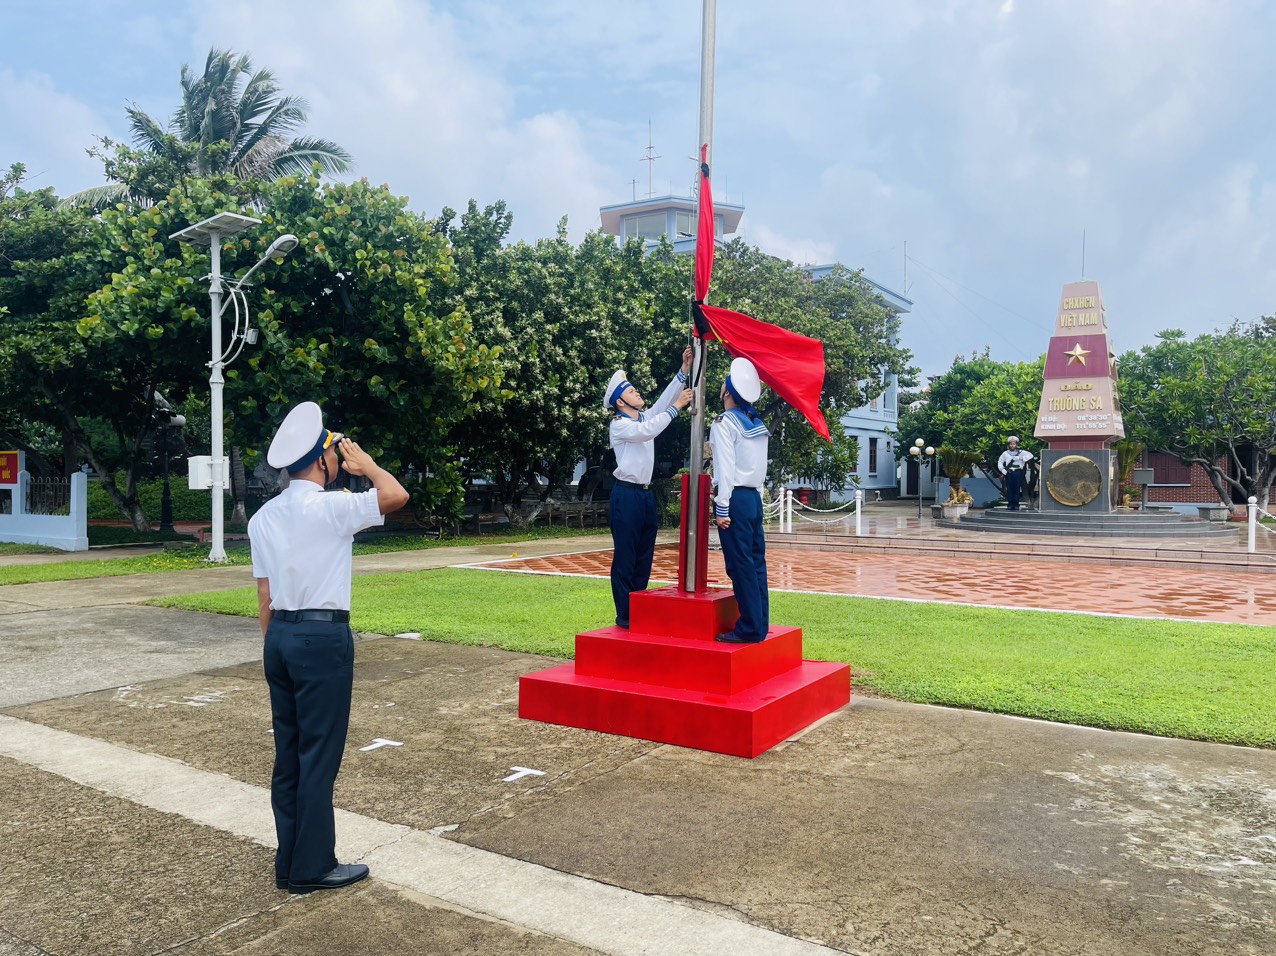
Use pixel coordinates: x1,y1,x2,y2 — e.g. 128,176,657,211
997,436,1035,511
711,358,772,644
605,347,695,629
248,402,409,894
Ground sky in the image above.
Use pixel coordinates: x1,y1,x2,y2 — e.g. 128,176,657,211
5,0,1276,378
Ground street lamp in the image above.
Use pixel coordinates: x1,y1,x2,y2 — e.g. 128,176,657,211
170,214,299,561
908,438,935,519
158,412,186,533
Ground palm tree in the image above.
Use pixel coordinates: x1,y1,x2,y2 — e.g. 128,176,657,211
67,48,352,210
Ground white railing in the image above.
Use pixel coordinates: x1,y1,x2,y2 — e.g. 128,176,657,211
0,471,88,551
1248,496,1276,553
775,489,864,536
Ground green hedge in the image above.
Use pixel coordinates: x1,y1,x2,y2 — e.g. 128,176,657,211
87,476,248,523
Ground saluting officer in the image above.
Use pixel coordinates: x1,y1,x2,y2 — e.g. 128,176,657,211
711,358,772,644
249,402,409,894
997,436,1035,512
605,346,695,629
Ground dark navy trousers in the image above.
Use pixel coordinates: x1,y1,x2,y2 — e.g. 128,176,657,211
1005,470,1024,511
609,483,658,627
720,488,770,640
263,618,354,883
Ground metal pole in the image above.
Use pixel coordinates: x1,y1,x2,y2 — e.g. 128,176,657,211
208,230,226,562
160,425,174,533
1248,496,1257,553
855,489,863,537
683,0,716,593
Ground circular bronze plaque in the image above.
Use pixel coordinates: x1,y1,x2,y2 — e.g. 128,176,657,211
1046,455,1103,507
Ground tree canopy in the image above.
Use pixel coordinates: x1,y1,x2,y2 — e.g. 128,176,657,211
1119,325,1276,508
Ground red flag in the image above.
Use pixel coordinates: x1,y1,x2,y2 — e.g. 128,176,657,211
694,144,714,302
696,303,830,441
690,144,829,440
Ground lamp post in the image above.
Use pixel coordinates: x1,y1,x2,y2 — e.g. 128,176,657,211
908,438,935,520
170,214,298,561
158,413,186,533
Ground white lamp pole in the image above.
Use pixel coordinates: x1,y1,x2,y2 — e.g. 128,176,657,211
908,438,935,520
171,214,297,562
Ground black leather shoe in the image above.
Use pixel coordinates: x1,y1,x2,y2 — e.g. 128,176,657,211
287,863,370,895
715,630,763,644
275,876,288,890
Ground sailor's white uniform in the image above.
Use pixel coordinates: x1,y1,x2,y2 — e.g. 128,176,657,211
997,444,1035,511
248,401,381,889
606,367,689,627
711,358,772,643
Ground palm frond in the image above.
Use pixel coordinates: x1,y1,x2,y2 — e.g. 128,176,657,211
270,138,354,176
60,182,131,212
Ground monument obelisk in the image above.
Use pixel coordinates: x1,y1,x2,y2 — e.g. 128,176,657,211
1033,280,1125,512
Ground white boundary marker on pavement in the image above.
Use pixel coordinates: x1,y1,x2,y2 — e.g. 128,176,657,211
0,714,841,956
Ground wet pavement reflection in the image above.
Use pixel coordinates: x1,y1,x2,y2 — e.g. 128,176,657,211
475,541,1276,626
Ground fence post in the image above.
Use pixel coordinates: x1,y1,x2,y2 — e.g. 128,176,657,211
71,472,88,550
855,489,863,537
1248,496,1258,553
785,489,793,533
15,470,30,517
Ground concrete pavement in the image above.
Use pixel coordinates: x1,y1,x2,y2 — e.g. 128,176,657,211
1,532,1274,954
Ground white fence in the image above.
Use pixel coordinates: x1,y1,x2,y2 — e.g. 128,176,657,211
0,471,88,551
773,489,864,536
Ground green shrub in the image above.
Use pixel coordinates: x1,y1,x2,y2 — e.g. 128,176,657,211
86,475,256,522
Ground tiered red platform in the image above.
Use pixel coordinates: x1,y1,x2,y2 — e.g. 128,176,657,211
519,586,850,758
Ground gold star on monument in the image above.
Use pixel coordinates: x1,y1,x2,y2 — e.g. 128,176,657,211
1064,343,1091,366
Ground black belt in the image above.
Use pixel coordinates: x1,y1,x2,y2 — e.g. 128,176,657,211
273,609,350,623
615,480,650,490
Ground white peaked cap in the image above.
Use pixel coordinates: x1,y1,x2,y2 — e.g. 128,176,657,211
267,401,326,469
728,357,762,403
604,370,629,410
1008,436,1019,444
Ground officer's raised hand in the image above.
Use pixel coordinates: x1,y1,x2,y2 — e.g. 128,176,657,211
682,345,693,376
337,438,410,516
674,388,694,411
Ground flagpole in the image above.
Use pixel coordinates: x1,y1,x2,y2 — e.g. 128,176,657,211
684,0,715,594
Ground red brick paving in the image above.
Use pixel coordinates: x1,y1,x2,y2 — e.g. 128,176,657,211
474,543,1276,627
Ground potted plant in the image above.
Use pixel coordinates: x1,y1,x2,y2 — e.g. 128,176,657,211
942,486,974,519
936,446,981,517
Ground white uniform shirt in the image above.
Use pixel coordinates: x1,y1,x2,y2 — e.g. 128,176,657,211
709,409,770,517
610,370,687,485
248,482,385,611
997,448,1034,474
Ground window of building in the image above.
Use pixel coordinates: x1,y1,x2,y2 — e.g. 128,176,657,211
624,213,667,241
675,210,695,237
1146,451,1191,485
868,438,879,476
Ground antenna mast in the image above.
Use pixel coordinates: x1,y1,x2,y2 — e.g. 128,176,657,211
641,121,662,198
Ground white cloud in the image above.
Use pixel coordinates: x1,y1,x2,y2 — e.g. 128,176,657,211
0,69,111,193
744,223,836,268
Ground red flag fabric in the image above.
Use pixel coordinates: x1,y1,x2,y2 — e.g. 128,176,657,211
697,303,830,441
690,143,829,440
694,144,714,301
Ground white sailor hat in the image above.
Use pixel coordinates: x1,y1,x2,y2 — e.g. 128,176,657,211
725,357,761,404
1008,436,1019,444
604,370,632,410
267,401,340,472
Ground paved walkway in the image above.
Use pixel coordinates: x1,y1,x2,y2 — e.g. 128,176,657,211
474,542,1276,626
2,524,1275,954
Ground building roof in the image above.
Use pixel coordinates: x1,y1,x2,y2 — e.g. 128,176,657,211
599,194,745,237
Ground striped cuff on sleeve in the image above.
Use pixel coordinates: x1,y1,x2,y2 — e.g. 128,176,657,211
714,503,730,517
666,406,678,420
677,370,688,383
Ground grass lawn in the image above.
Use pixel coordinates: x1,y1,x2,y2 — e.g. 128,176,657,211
0,542,62,555
153,567,1276,749
0,526,613,586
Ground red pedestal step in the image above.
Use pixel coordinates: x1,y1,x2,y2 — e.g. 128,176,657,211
576,624,804,696
630,585,739,640
519,583,850,758
519,658,849,759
